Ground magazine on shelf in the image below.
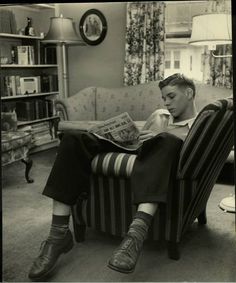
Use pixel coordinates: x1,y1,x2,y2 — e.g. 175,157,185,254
89,112,142,150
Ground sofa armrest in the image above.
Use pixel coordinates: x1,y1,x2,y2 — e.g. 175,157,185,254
58,120,101,132
55,99,69,121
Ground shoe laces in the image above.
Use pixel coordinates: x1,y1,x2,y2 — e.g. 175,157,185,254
116,236,140,259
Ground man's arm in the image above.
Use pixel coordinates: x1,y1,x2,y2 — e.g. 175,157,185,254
139,125,189,142
165,126,189,141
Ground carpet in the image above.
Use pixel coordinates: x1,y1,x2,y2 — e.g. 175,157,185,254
2,148,236,282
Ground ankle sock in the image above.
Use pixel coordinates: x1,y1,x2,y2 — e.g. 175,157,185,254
48,214,70,241
127,211,153,243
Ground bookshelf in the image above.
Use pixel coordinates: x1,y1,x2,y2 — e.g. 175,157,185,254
1,91,59,101
0,29,60,153
17,116,60,126
0,32,43,39
1,64,58,68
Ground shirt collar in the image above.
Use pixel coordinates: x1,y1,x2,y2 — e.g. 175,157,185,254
167,111,198,128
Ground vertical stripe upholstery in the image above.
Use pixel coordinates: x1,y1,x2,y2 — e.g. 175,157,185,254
74,98,234,246
167,98,234,242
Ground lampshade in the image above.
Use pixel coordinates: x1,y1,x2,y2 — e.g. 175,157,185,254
43,15,85,45
189,13,232,46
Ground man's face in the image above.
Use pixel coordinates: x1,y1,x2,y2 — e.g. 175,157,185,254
161,85,191,119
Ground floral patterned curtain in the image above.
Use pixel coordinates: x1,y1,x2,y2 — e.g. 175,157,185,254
208,45,233,88
203,0,233,88
124,2,165,86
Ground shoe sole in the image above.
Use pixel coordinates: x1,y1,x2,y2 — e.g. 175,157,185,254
107,262,135,274
29,240,74,282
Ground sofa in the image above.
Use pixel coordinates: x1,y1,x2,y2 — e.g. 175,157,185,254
55,82,234,259
55,81,232,121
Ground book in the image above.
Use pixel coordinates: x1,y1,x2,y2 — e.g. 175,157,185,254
15,101,36,121
89,112,142,150
9,76,16,96
17,46,35,65
40,74,58,92
15,76,21,95
41,46,57,64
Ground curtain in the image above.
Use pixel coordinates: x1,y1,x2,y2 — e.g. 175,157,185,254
208,45,233,88
203,0,233,88
124,2,165,86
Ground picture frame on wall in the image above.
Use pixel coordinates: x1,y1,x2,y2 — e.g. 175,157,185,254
79,9,107,45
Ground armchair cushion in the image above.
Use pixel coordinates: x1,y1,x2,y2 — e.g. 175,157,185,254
91,152,137,178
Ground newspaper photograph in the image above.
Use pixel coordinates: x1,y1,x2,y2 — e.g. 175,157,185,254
89,112,142,150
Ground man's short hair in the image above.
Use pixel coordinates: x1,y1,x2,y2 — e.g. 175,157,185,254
159,73,196,98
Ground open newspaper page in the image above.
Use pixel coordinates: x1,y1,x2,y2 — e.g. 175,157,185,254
89,112,142,151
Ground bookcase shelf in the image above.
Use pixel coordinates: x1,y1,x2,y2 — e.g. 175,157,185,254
30,138,59,154
0,33,43,40
1,91,59,101
1,6,60,153
1,64,58,68
17,116,60,127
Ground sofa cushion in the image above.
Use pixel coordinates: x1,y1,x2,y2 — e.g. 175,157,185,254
1,131,32,153
95,81,164,120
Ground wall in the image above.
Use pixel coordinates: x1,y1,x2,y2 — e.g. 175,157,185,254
57,3,127,96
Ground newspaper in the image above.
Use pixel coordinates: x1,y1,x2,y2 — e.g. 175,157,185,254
89,112,142,150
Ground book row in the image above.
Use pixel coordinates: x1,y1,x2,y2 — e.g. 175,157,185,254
20,121,56,146
2,74,58,96
15,99,55,121
10,45,57,65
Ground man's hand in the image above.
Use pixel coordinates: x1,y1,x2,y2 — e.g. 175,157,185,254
139,130,156,141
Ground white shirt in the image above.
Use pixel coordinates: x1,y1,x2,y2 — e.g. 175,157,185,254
142,109,197,139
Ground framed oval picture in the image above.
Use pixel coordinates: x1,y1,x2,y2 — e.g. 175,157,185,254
79,9,107,45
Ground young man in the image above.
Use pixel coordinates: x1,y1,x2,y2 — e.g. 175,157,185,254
28,73,198,280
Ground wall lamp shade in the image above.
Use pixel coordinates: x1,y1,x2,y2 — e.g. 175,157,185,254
189,13,232,46
43,16,85,45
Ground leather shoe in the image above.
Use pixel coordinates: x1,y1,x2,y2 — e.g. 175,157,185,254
28,230,74,281
108,234,143,273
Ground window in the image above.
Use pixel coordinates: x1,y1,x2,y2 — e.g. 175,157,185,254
174,51,180,69
165,50,171,69
164,50,181,71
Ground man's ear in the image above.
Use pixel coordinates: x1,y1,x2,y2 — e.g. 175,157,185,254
185,87,194,100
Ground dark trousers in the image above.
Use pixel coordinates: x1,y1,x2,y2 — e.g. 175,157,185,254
43,131,183,205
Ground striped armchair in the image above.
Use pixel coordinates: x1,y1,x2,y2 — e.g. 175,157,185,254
71,98,234,260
